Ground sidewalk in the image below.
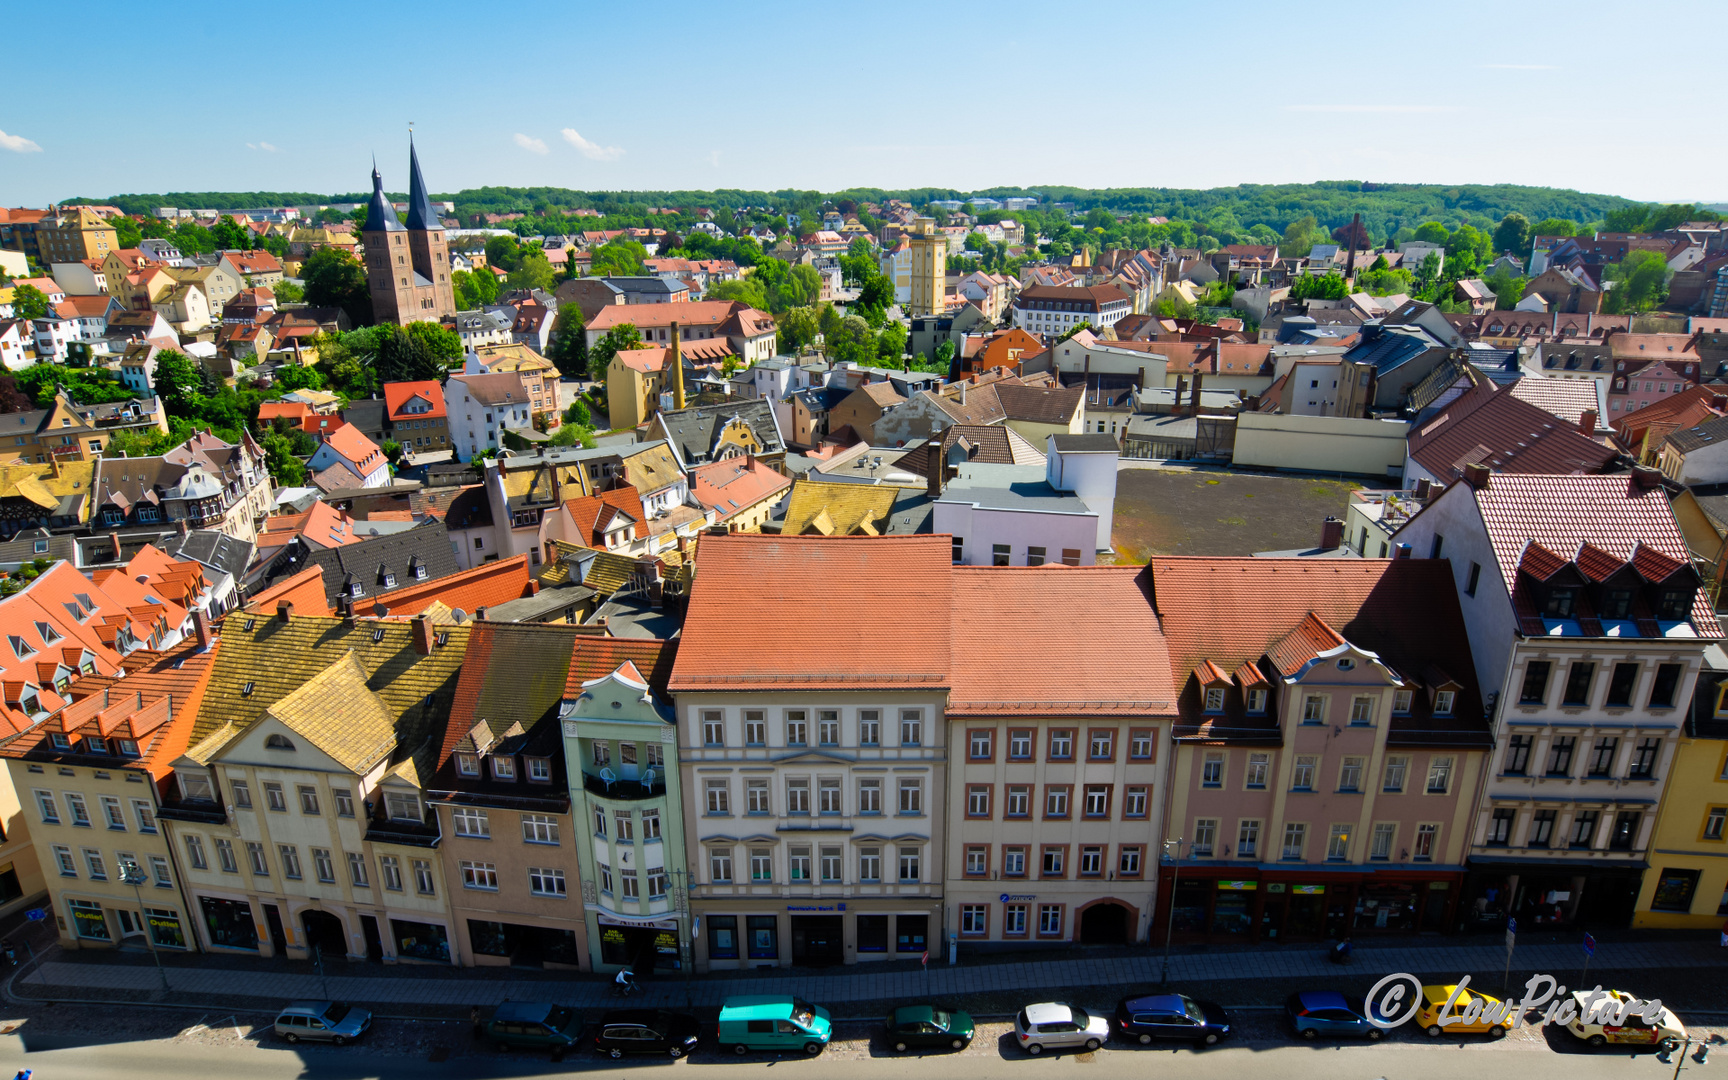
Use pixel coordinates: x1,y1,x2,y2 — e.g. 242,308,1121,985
9,934,1725,1014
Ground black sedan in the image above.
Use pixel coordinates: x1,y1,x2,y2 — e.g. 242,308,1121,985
1113,993,1231,1047
591,1010,703,1059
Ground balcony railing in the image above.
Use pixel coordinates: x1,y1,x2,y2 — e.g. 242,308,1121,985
583,771,665,801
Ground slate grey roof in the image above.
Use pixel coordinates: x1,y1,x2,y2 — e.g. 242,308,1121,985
656,399,785,466
259,520,460,611
482,584,598,623
0,528,76,569
1664,414,1728,455
362,164,404,233
404,140,443,232
164,528,255,582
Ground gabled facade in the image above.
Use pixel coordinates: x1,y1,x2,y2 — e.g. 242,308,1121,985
561,645,686,972
1148,557,1493,943
159,613,469,962
1391,469,1722,929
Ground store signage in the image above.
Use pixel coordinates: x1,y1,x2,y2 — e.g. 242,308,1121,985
787,904,845,912
999,893,1035,902
1216,880,1257,890
1291,884,1326,895
1366,973,1662,1031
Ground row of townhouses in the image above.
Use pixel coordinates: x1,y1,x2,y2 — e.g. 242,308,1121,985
0,470,1724,976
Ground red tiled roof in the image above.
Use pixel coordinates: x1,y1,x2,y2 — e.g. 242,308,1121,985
689,456,792,520
1407,384,1616,481
357,554,533,619
1516,542,1569,582
242,565,327,616
383,380,447,421
1465,473,1723,635
563,486,645,546
322,422,383,473
947,567,1174,716
1265,611,1348,676
670,535,952,691
564,637,678,697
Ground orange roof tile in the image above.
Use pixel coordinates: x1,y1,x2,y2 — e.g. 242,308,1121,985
383,380,447,421
355,554,533,620
671,535,952,691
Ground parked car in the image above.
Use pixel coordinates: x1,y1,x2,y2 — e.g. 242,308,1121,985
274,1000,371,1045
1013,1002,1111,1055
884,1004,975,1052
1415,985,1512,1038
1285,991,1384,1041
1564,990,1684,1050
482,1001,584,1056
592,1010,703,1059
718,995,832,1056
1112,993,1230,1047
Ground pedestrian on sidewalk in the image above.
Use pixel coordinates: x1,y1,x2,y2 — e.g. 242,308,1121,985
470,1005,483,1039
1,939,13,966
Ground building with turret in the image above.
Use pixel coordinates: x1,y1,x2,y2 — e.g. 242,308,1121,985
361,140,457,325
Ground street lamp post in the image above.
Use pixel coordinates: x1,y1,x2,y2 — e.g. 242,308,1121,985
1159,838,1187,986
119,862,170,995
668,867,695,1011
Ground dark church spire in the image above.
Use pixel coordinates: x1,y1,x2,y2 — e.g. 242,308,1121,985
405,134,442,232
363,159,404,233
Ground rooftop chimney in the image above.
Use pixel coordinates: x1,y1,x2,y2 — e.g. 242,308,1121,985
474,606,488,622
191,609,211,650
1712,394,1727,412
958,380,966,406
1394,542,1412,559
1462,462,1491,490
1414,478,1432,500
275,600,294,622
670,322,686,411
1191,371,1205,415
1174,376,1187,414
927,442,945,500
1579,409,1597,436
1631,465,1663,490
411,614,434,656
1319,516,1344,552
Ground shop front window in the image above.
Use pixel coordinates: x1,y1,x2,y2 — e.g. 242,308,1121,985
199,896,258,950
1285,885,1328,936
747,915,778,959
147,908,186,949
1171,879,1210,935
69,899,110,940
391,919,450,962
856,914,888,953
1211,882,1254,935
895,914,927,953
1353,883,1417,931
707,916,739,960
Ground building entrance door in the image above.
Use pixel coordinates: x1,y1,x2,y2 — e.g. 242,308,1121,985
1079,903,1129,944
262,903,288,955
791,915,844,966
301,910,348,958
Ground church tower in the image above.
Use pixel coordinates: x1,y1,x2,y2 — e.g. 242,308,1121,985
360,138,457,325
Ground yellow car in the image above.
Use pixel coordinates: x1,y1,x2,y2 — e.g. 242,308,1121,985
1415,985,1513,1038
1564,990,1684,1050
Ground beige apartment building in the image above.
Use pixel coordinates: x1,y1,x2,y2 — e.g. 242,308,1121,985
159,612,468,962
944,567,1173,950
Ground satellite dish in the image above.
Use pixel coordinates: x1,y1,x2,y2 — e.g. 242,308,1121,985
451,608,468,623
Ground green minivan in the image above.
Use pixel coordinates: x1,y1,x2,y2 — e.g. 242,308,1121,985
718,995,833,1056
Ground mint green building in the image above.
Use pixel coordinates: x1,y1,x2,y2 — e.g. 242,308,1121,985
562,659,691,973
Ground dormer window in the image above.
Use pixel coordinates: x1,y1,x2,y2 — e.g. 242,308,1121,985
1245,688,1267,713
1656,587,1693,621
527,757,551,782
382,572,396,588
116,739,137,756
1541,586,1577,619
1434,690,1456,716
178,772,213,801
348,581,364,597
84,737,107,754
492,756,516,781
49,732,71,749
1600,588,1633,619
1393,689,1414,715
456,753,479,777
1203,687,1225,712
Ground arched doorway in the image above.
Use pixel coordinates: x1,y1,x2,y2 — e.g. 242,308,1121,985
1079,902,1130,945
301,909,348,958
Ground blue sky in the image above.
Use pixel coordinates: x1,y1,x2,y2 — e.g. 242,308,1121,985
3,0,1722,206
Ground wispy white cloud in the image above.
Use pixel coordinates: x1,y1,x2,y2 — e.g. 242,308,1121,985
1479,63,1556,70
246,141,280,152
561,127,624,161
707,150,722,168
1283,104,1459,114
513,133,549,155
0,129,43,154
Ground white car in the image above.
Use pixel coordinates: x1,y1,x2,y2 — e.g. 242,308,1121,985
1013,1002,1110,1055
1564,990,1684,1050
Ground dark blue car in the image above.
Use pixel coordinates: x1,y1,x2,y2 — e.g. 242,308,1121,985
1285,991,1385,1041
1113,994,1230,1047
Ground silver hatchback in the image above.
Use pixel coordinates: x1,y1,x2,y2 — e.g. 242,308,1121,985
1013,1002,1111,1055
275,1000,372,1045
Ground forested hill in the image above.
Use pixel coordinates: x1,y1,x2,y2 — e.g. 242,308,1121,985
83,181,1642,236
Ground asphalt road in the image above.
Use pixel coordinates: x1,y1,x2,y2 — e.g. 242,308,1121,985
1,1023,1712,1080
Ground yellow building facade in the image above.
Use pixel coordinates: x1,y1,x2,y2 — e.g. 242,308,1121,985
908,217,944,317
1631,681,1728,928
34,209,117,265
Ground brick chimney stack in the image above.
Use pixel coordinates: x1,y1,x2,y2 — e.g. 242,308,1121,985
1462,463,1491,490
1579,409,1597,436
276,600,294,622
670,322,686,411
411,614,434,656
1319,516,1344,551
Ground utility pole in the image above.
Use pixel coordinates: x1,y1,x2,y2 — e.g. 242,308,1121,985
120,862,170,996
1159,838,1187,985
